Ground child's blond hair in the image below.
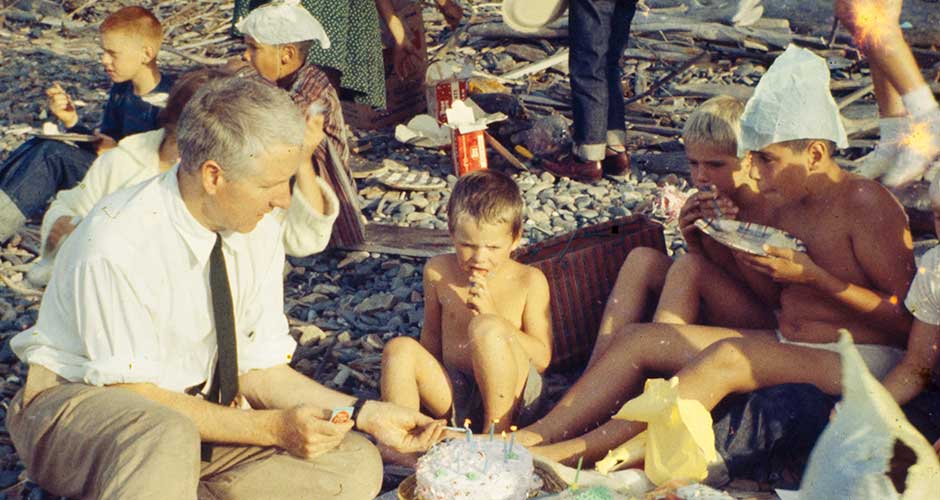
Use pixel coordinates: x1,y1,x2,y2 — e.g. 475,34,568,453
682,95,745,156
447,170,523,239
100,6,163,50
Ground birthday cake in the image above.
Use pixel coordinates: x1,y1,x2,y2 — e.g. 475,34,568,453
414,437,536,500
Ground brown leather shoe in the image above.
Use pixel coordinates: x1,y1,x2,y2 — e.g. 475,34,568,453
541,156,603,182
602,150,631,176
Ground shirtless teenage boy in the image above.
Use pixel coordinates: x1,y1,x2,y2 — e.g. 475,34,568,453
518,45,916,464
589,96,777,366
382,170,552,433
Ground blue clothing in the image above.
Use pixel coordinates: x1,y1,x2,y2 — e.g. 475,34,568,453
0,76,174,242
569,0,637,160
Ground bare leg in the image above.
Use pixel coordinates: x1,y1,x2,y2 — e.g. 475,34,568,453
516,323,775,446
675,337,844,411
381,337,454,417
531,337,841,464
531,419,647,465
836,0,939,185
468,314,530,431
588,247,673,367
653,253,776,329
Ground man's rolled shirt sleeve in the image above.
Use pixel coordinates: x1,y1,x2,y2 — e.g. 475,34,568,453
281,176,339,257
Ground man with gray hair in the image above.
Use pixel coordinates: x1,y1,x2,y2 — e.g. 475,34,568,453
6,76,443,500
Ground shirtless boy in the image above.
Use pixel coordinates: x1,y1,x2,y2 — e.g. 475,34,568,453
382,170,552,433
518,45,916,464
589,95,777,366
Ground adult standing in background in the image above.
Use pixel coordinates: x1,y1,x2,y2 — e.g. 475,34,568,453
542,0,635,183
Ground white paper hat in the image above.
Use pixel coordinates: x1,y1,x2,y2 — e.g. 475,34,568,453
738,44,848,157
235,0,331,48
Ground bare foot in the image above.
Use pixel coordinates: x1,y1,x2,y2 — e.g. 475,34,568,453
514,429,545,447
530,440,589,466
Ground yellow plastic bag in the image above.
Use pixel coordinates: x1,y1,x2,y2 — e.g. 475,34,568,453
602,377,718,486
798,331,940,499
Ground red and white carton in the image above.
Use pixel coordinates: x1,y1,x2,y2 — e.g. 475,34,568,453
446,100,490,176
426,61,472,124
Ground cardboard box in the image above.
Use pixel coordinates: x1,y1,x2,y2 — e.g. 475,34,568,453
342,0,428,130
427,77,469,124
451,128,488,176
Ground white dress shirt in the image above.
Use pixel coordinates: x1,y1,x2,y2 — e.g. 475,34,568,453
40,129,339,259
13,166,329,393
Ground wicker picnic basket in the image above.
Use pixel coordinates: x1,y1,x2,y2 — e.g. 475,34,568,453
512,215,666,372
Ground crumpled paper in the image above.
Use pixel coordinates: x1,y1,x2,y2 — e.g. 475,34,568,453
738,44,848,156
598,377,718,486
797,330,940,500
394,99,507,148
235,0,330,47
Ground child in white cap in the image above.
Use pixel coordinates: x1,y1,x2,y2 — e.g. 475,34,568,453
512,45,917,467
237,0,364,248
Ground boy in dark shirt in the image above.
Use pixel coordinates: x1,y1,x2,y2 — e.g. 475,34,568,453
0,6,172,243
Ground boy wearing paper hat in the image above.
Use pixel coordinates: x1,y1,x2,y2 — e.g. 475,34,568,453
237,0,365,248
513,45,917,468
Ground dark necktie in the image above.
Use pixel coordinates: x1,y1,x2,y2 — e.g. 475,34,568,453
207,233,238,406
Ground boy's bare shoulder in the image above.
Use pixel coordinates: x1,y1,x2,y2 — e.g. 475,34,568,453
840,174,906,217
512,260,550,291
424,253,460,282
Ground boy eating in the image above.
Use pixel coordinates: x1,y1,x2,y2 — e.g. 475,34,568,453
589,95,777,366
382,170,553,434
517,45,916,464
0,6,172,243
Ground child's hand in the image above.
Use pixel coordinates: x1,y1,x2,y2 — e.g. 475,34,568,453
391,35,423,81
678,188,739,250
46,83,78,129
737,245,823,285
467,271,497,316
94,132,117,155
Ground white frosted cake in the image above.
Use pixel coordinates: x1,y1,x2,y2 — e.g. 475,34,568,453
415,437,535,500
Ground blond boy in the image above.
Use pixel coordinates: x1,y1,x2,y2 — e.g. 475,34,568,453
1,6,171,243
382,170,552,433
589,96,776,366
518,45,916,464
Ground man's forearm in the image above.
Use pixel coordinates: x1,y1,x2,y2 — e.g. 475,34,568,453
239,364,357,413
114,382,282,447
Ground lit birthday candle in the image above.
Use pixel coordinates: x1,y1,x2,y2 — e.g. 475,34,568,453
464,418,472,442
501,430,508,460
489,419,498,441
507,425,517,459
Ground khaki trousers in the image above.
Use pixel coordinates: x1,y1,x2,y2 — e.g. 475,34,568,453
7,382,383,500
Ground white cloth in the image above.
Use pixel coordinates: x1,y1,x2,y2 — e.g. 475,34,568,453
235,0,331,47
775,331,903,380
738,44,849,156
12,167,300,392
39,129,340,259
905,246,940,326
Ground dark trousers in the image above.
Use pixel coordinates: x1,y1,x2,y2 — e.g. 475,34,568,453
569,0,637,160
0,138,95,242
